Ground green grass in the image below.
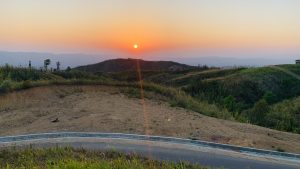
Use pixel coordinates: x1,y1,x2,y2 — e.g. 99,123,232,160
277,64,300,75
0,147,217,169
170,68,245,87
108,68,217,87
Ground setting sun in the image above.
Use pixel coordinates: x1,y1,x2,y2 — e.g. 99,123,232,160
133,44,139,49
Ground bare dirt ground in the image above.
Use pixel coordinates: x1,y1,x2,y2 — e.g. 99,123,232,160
0,85,300,153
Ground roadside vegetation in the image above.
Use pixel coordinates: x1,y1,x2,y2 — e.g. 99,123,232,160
0,147,215,169
268,96,300,133
1,63,300,134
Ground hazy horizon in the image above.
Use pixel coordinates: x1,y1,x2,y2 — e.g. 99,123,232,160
1,0,300,67
0,50,298,69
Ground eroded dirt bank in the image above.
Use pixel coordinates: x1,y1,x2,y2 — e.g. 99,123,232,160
0,85,300,153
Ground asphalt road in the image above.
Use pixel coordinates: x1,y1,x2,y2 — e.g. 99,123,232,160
1,136,299,169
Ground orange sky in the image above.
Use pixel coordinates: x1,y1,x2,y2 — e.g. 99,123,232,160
0,0,300,55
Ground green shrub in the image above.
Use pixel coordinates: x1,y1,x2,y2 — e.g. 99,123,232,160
265,97,300,133
121,88,141,98
223,95,238,113
53,70,99,80
0,80,13,93
21,80,32,89
263,91,277,104
276,147,285,152
248,99,269,125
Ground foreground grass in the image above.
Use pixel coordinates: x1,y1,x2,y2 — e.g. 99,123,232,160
0,147,216,169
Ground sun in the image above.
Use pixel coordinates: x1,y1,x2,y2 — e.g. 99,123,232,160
133,44,139,49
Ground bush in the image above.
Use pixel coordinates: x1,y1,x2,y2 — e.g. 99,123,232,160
276,147,285,152
248,99,270,125
223,95,238,113
263,91,277,104
7,68,42,81
53,70,99,80
121,88,141,98
265,97,300,133
0,80,13,93
21,80,32,89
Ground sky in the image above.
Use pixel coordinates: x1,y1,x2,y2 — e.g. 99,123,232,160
0,0,300,67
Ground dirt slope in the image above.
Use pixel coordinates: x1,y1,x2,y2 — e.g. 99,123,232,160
0,85,299,153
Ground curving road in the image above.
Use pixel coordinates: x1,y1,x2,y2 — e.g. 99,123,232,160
0,132,299,169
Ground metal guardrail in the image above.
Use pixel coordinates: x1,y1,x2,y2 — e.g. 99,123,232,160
0,132,299,161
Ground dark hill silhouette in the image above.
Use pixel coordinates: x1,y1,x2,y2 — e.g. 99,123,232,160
75,58,194,73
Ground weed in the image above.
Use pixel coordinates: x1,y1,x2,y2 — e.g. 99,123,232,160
276,147,285,152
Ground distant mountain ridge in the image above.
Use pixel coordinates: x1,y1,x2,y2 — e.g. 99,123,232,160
75,58,194,73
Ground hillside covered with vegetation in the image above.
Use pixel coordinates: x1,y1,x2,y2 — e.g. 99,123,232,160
75,58,194,73
1,62,300,134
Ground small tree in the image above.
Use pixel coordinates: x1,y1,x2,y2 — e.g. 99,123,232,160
249,99,270,125
263,91,277,104
66,66,71,72
0,80,13,93
223,95,237,113
44,59,51,71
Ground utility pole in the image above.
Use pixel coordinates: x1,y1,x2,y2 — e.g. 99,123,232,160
29,60,32,70
56,61,60,71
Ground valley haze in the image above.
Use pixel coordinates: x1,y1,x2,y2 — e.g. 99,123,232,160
0,51,298,68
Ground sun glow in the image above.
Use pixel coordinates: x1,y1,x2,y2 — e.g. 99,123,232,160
133,44,139,49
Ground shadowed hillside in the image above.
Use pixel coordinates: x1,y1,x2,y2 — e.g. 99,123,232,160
75,58,194,73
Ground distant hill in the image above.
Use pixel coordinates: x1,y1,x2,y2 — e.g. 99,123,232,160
75,58,194,73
